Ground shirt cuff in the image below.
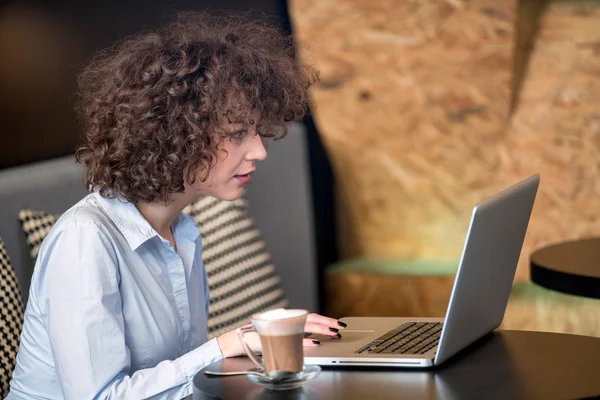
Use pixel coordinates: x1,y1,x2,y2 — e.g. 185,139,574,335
180,338,224,382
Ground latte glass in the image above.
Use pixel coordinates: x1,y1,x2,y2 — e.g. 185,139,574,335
237,308,308,374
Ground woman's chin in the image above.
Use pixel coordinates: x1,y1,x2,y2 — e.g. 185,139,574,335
213,188,244,202
187,183,244,202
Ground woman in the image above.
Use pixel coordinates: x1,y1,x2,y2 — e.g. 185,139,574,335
8,12,344,399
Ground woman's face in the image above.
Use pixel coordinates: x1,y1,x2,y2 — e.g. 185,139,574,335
186,122,268,201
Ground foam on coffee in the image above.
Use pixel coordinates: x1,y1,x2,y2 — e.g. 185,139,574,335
256,308,306,320
252,309,307,336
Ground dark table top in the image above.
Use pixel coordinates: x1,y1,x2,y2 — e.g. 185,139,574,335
193,330,600,400
530,237,600,298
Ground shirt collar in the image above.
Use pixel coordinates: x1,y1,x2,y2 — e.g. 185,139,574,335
94,192,200,251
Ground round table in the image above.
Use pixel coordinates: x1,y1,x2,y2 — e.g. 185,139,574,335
530,238,600,299
193,330,600,400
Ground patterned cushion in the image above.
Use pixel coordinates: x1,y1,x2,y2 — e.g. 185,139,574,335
18,210,58,259
20,197,287,339
0,236,24,397
183,196,288,338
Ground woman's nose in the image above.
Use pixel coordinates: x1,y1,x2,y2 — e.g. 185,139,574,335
247,133,267,161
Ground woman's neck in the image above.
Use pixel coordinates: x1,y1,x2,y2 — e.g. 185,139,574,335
135,193,192,249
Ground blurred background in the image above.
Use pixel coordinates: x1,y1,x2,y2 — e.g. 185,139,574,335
1,0,599,336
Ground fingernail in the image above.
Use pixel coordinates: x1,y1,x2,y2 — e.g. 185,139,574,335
312,339,321,345
336,332,342,339
329,327,339,333
337,321,347,328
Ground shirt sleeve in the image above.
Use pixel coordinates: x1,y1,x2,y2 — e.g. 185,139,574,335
41,220,223,400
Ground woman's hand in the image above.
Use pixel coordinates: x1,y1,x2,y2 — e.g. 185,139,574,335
217,312,346,358
217,328,258,358
302,313,346,346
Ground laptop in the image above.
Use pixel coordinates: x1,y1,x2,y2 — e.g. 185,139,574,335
304,174,540,368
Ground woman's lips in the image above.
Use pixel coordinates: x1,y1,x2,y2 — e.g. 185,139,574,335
234,169,255,184
234,174,252,184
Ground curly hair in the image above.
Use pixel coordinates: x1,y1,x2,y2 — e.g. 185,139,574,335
75,11,318,204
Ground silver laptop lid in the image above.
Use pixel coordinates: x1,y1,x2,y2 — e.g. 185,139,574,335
434,174,540,365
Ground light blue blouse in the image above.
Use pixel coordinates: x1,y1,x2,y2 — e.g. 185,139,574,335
8,192,223,399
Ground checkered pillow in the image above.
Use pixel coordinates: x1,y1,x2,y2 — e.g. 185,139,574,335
20,197,287,338
18,210,58,259
0,236,24,397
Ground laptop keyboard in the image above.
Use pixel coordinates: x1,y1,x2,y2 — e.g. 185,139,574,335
355,322,443,355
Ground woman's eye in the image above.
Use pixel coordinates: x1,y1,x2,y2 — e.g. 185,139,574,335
231,129,247,140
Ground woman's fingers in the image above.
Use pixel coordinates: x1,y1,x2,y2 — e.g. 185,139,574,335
304,313,346,339
303,338,321,347
306,313,346,330
305,322,342,338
